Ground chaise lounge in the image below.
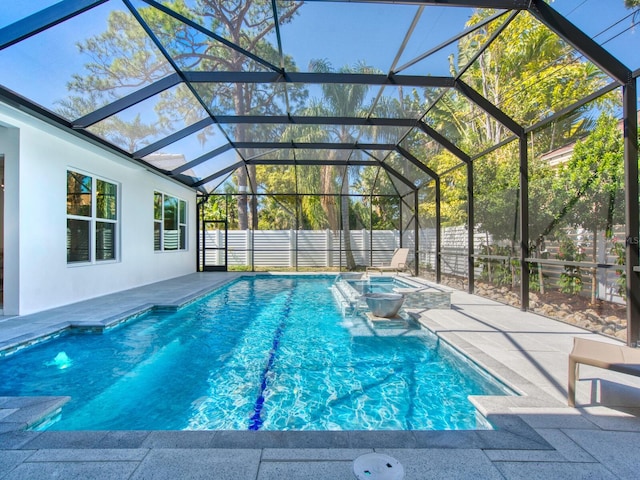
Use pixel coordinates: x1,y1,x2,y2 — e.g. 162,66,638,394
366,248,410,275
568,337,640,407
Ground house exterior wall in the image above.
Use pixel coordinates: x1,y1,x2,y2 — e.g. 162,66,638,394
0,123,20,315
0,104,197,316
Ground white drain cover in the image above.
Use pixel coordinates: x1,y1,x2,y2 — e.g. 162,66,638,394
353,453,405,480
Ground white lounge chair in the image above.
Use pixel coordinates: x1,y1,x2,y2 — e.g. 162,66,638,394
366,248,410,275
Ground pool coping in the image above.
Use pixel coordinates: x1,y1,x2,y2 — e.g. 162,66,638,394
0,274,245,357
0,397,552,451
0,272,574,451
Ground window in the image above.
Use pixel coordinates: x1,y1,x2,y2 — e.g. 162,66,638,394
67,171,118,263
154,191,187,251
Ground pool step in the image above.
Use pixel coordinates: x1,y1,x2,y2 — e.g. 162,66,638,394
331,279,367,317
364,312,410,329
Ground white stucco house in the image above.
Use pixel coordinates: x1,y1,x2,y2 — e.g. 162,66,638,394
0,103,197,316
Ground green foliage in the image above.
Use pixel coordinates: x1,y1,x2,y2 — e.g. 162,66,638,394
476,245,540,292
204,193,240,229
258,196,296,230
528,266,541,293
453,10,608,151
556,238,585,295
203,194,226,221
415,9,611,240
556,114,624,237
60,0,305,229
351,167,400,229
439,165,469,228
610,239,627,299
476,245,513,287
473,145,519,243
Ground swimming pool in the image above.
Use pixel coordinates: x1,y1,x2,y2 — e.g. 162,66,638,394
0,275,512,431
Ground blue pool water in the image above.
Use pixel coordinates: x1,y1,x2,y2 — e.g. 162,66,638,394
347,276,413,294
0,275,512,431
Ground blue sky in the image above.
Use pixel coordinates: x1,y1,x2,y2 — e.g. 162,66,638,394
0,1,449,112
1,1,637,103
0,0,637,157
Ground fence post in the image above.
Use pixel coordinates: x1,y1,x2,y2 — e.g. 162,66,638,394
247,229,253,270
290,229,297,268
326,229,333,268
215,228,220,265
356,228,369,266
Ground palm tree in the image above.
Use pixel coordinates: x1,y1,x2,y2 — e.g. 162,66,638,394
281,60,388,270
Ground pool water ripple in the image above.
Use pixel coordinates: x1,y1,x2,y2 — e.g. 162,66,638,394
248,288,295,430
0,275,512,431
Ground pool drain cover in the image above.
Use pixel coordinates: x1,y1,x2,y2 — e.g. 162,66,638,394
353,453,405,480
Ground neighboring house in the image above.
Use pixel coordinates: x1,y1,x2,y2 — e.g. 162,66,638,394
0,103,197,316
539,111,640,166
539,142,578,167
144,153,187,172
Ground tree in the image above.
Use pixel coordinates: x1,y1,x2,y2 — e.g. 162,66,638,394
553,114,625,302
59,0,305,230
421,9,612,244
625,0,640,26
56,8,176,144
400,8,618,290
351,166,400,230
253,165,298,230
146,1,306,229
278,60,385,270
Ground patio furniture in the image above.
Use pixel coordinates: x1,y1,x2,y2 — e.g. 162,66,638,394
568,337,640,407
366,248,410,275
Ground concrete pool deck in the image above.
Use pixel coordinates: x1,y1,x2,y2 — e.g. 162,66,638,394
1,272,639,479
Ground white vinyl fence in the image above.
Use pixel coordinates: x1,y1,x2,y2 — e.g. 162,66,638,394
203,229,402,269
201,226,624,303
201,227,485,270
